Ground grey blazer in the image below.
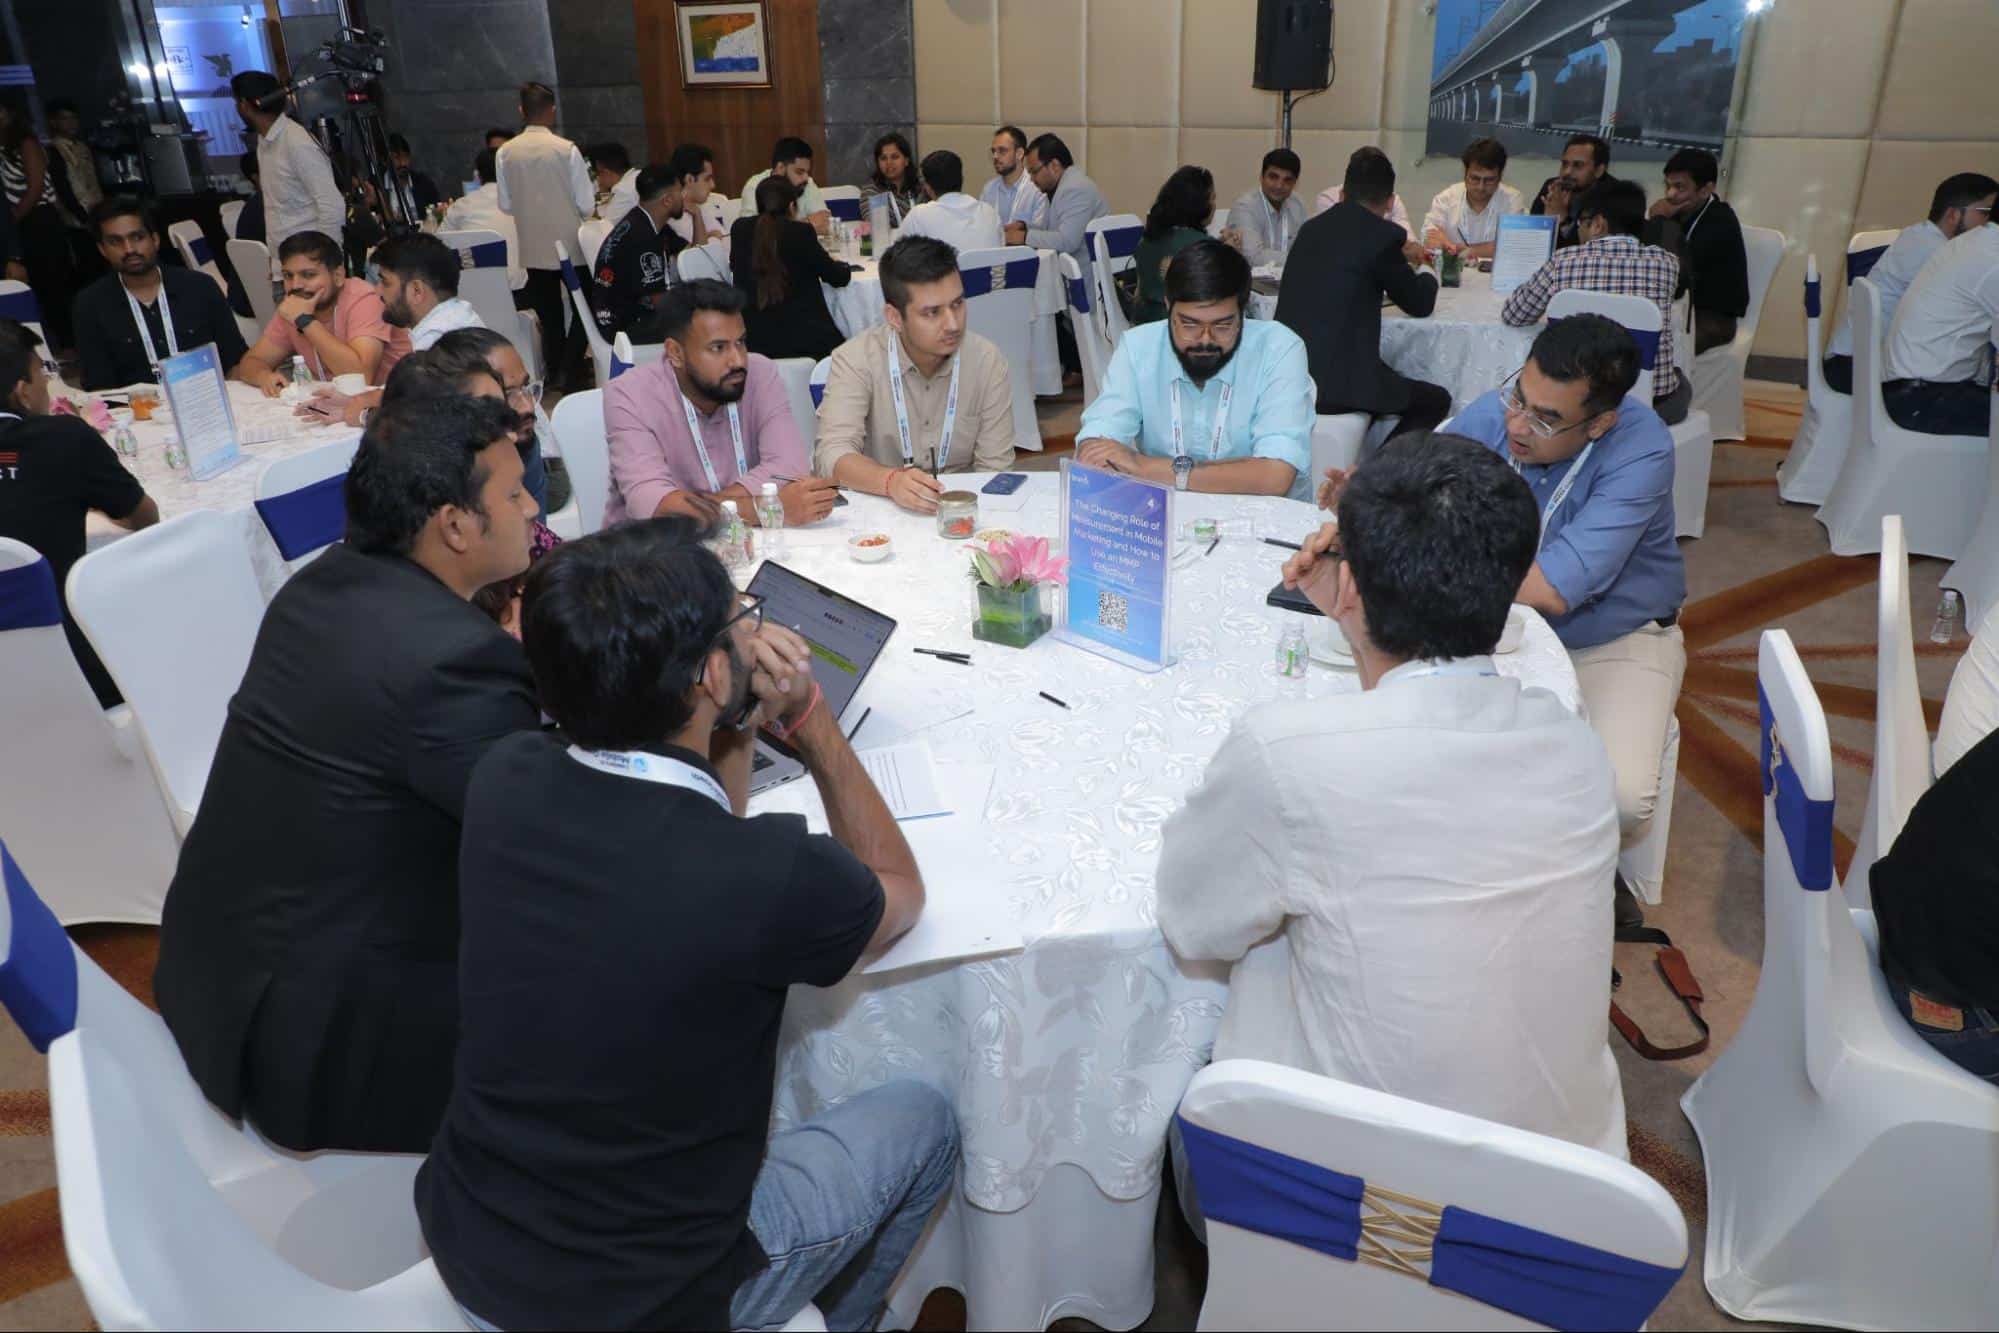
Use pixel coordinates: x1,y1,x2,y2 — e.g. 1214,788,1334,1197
1025,167,1111,277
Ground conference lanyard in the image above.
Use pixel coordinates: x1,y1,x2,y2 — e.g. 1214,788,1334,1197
1398,659,1499,683
1262,196,1288,252
565,745,730,813
1169,380,1233,461
125,279,177,369
1512,439,1597,548
681,395,748,492
887,343,960,471
1682,194,1716,243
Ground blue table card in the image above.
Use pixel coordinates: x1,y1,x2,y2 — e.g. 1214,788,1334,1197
1057,460,1175,672
158,343,244,482
1490,214,1558,294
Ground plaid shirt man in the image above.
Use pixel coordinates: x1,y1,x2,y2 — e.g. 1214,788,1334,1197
1502,234,1683,400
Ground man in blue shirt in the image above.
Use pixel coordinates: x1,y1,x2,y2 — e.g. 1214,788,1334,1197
1076,240,1314,499
1444,315,1686,909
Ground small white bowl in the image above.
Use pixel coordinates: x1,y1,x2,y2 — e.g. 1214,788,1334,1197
848,532,893,563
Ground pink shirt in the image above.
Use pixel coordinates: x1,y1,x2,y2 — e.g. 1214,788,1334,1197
603,354,809,526
259,278,412,386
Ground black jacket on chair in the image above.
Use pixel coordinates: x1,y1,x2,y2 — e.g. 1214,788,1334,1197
153,543,539,1153
1274,201,1439,417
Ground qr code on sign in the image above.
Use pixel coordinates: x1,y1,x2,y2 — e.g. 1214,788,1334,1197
1096,589,1129,632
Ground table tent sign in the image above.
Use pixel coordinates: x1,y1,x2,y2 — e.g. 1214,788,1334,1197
1057,459,1174,672
159,343,245,482
1491,214,1558,295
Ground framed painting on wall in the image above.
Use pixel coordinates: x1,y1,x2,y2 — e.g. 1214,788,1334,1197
675,1,773,89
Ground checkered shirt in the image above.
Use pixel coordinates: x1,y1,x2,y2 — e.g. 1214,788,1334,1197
1502,234,1683,399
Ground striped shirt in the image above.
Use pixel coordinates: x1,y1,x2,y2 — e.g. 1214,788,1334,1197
1501,234,1683,402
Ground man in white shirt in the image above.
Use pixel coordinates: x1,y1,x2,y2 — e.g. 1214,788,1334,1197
442,148,527,291
589,142,639,222
1882,214,1999,436
900,151,1002,254
1824,172,1998,393
232,71,344,268
497,81,594,390
377,233,486,351
740,137,831,235
1225,148,1307,269
1159,435,1626,1233
1421,136,1524,259
979,125,1046,230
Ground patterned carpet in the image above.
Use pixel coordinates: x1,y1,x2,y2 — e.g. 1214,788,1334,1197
0,385,1947,1331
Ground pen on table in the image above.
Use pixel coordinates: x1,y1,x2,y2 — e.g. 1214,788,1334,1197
846,706,871,741
1038,690,1070,710
1262,537,1302,551
1203,535,1220,558
914,647,971,664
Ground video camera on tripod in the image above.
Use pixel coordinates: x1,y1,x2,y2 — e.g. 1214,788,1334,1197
279,27,419,237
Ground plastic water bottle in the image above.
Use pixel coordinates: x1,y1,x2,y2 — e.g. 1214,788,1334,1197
1931,589,1963,645
112,425,139,459
716,500,750,573
289,354,314,396
1274,623,1309,691
756,481,786,559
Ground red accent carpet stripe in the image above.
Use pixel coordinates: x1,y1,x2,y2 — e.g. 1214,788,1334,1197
1677,699,1858,878
1685,660,1945,729
0,1090,49,1137
1680,554,1878,651
0,1189,69,1305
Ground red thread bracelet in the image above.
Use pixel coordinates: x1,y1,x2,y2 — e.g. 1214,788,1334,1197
769,680,822,743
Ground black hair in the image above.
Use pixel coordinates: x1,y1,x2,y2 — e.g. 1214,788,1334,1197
1336,434,1540,662
373,232,461,297
1564,133,1610,170
995,125,1028,152
657,278,747,344
520,516,737,748
473,146,498,185
1145,165,1214,241
1529,314,1642,415
1261,148,1302,178
239,150,259,182
879,235,961,311
388,133,412,156
518,81,555,118
277,229,344,271
0,318,41,410
1163,238,1251,312
871,131,917,193
484,125,512,145
635,164,678,205
1930,172,1999,223
87,194,157,243
1341,146,1396,208
230,70,283,112
45,98,78,118
431,325,516,370
589,141,632,175
378,349,500,410
1575,178,1648,239
1026,133,1073,169
344,395,519,556
667,142,714,187
919,149,964,198
1663,147,1717,189
1462,137,1508,173
771,135,813,168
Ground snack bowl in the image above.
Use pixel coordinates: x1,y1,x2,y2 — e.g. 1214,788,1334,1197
974,528,1014,545
849,532,894,563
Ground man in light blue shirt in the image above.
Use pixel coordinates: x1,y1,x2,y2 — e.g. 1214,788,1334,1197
1442,315,1685,913
1076,239,1313,499
979,125,1048,230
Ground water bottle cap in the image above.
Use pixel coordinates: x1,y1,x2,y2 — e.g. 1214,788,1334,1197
1944,590,1962,607
720,499,740,514
761,481,779,496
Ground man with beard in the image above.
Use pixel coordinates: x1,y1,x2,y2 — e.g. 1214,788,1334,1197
813,236,1018,512
591,164,688,342
604,279,835,528
234,230,411,392
1075,239,1313,499
72,196,247,390
378,232,486,351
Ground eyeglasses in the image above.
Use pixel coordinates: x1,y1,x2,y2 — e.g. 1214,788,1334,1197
504,378,544,409
694,591,765,683
1171,312,1241,340
1499,372,1593,440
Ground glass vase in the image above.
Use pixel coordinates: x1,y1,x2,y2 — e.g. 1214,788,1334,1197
972,581,1051,649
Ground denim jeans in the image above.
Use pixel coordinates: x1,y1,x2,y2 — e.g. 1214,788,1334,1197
1883,971,1999,1084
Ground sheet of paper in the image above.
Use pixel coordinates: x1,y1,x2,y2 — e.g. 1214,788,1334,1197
857,739,948,820
852,674,973,746
1490,214,1558,294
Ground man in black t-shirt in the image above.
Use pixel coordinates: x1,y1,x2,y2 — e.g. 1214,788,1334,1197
1649,148,1750,355
417,518,956,1332
71,196,248,391
591,163,687,343
0,319,156,705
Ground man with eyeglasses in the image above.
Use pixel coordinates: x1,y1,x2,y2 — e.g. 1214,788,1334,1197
1076,239,1313,498
1879,180,1999,437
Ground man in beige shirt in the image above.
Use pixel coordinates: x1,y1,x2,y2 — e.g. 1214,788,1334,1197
813,236,1015,512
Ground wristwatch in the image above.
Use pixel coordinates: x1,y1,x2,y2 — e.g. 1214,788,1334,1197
293,312,316,333
1172,454,1194,492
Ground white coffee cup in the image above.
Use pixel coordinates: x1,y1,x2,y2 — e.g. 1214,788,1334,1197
333,373,367,396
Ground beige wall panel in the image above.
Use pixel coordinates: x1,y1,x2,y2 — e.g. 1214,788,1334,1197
914,0,997,127
1089,0,1180,127
1874,0,1999,142
1180,128,1288,220
1087,126,1182,218
1377,129,1457,233
1180,0,1274,130
1379,0,1437,134
1737,0,1897,140
1728,136,1871,359
1290,0,1390,132
1853,139,1999,232
1290,130,1384,210
1000,0,1084,127
918,124,1011,182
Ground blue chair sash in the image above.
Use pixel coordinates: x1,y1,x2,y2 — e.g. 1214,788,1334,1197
1627,326,1660,372
827,196,862,222
1100,226,1141,260
609,354,634,380
1805,275,1822,320
959,256,1040,300
458,240,509,271
0,842,78,1053
1176,1115,1682,1332
0,289,43,325
559,254,582,293
0,557,62,631
809,381,825,406
1067,273,1091,314
254,475,346,561
189,235,215,268
1759,684,1834,890
1847,244,1889,283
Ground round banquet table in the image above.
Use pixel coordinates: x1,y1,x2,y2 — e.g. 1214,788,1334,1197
747,474,1582,1331
825,248,1066,398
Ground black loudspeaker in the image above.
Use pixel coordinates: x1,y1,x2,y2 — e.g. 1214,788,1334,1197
1252,0,1334,91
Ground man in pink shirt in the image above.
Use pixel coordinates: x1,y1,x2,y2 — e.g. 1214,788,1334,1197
604,280,839,528
233,230,412,393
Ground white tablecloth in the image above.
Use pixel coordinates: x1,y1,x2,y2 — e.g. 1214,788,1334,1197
826,248,1066,398
754,477,1580,1329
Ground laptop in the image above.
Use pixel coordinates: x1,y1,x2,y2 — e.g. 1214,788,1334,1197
746,561,898,793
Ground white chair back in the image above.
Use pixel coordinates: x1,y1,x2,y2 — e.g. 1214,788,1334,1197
1939,314,1999,625
1843,515,1933,915
1778,251,1858,506
676,243,731,284
1179,1060,1686,1331
436,229,534,375
773,356,817,447
219,199,245,236
1690,224,1785,441
1086,214,1142,350
957,245,1041,455
1310,413,1368,483
809,355,832,409
1058,253,1108,406
550,389,610,536
821,184,862,224
714,194,742,228
65,510,266,833
227,238,277,328
0,278,47,344
578,217,612,268
0,541,178,923
167,218,229,298
253,439,360,572
1546,289,1663,399
555,239,618,386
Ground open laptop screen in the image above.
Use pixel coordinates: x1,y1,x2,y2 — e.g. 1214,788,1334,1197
747,562,897,720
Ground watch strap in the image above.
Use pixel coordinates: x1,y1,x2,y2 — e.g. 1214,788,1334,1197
293,312,315,333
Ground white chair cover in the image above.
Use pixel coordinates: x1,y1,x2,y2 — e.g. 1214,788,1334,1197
219,198,245,237
1179,1060,1686,1331
1682,629,1999,1329
0,540,178,924
227,237,277,329
1309,413,1367,484
1778,230,1898,505
1086,214,1142,351
957,245,1041,455
1844,515,1934,915
436,229,535,378
808,355,832,409
253,438,361,573
1939,318,1999,626
1690,224,1785,442
820,184,862,223
675,243,731,284
578,217,612,268
167,218,230,298
1058,253,1108,406
772,356,817,447
713,194,741,228
554,239,618,387
1816,278,1986,558
550,389,609,536
65,510,266,834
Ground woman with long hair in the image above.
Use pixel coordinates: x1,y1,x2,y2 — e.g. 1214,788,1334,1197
0,101,78,352
1130,165,1215,325
859,132,922,227
729,174,851,361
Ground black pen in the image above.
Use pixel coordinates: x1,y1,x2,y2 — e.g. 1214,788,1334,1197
1262,537,1302,551
914,647,971,663
1204,535,1220,557
846,706,871,741
1039,690,1069,709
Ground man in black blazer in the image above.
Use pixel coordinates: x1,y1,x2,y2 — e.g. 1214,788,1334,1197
154,392,542,1153
71,196,248,390
1275,148,1451,443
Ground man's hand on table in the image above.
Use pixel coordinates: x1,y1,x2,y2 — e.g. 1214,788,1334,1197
248,365,290,398
657,489,723,524
1076,437,1142,475
1282,521,1343,617
780,475,841,525
885,466,943,514
296,385,368,428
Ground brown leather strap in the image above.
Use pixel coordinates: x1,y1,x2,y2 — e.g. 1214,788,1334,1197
1609,943,1711,1061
